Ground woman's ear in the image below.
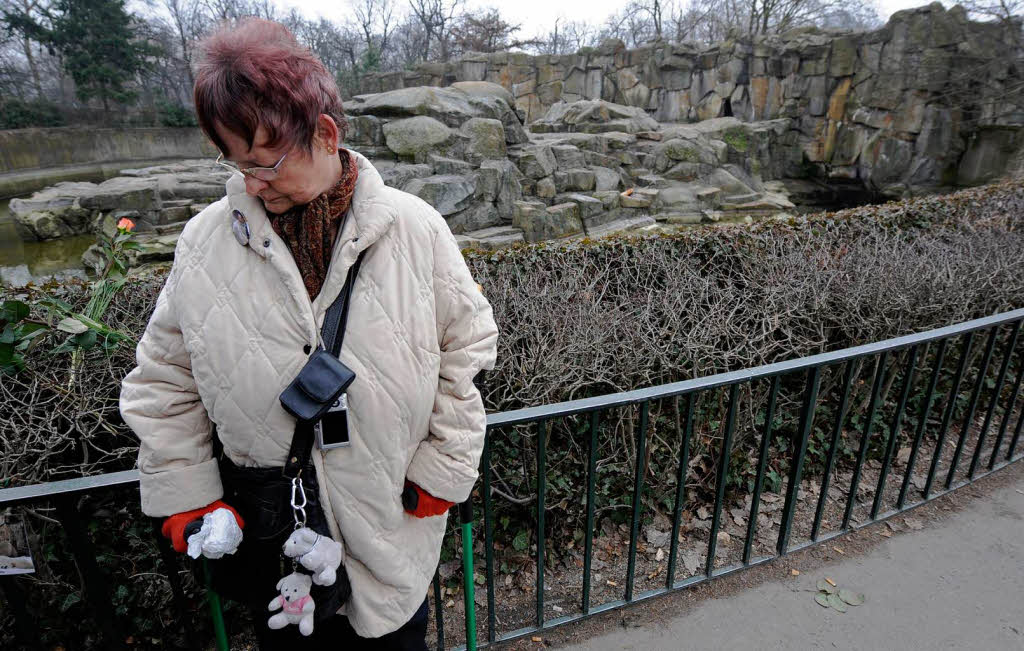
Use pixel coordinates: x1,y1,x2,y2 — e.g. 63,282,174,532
315,114,340,153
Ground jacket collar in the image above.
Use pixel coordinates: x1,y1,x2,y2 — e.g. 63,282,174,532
224,149,397,334
224,148,396,260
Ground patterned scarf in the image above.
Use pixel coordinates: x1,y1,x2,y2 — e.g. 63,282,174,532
269,149,359,299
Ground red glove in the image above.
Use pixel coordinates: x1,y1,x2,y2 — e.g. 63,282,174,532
402,481,455,518
161,500,245,553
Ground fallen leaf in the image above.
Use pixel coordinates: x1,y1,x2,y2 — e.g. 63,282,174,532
57,317,87,334
655,548,665,562
904,517,924,531
446,599,455,608
717,531,731,545
730,507,747,525
827,592,848,613
697,506,711,520
825,577,836,587
817,579,837,594
791,569,800,576
814,592,831,608
833,546,845,555
880,530,893,538
839,589,865,606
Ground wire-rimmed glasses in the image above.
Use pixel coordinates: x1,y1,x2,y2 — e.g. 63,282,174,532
216,151,288,180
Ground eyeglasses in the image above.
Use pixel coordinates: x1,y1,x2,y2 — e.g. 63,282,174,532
216,151,288,181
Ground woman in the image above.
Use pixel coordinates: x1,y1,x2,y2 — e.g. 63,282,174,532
120,18,498,650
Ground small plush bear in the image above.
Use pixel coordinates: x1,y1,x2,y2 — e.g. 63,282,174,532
283,527,344,586
268,572,315,636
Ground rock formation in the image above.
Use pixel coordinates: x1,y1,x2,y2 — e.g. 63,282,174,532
360,4,1024,197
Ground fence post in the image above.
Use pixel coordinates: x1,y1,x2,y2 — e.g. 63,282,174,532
872,346,919,519
812,361,855,540
706,386,739,575
970,321,1021,478
898,340,947,509
668,395,694,583
746,377,780,560
843,352,888,529
460,501,477,651
625,401,650,599
54,496,127,650
777,367,821,555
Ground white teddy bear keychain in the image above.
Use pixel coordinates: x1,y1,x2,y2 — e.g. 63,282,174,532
268,572,316,636
283,527,344,586
268,476,345,635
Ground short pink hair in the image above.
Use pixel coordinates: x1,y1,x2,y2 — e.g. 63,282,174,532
193,18,348,156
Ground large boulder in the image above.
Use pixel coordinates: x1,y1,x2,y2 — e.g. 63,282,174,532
460,118,507,163
348,84,529,145
403,174,476,216
531,99,660,134
449,81,516,109
349,87,477,126
512,145,557,179
377,162,433,189
382,116,453,158
513,201,583,242
9,182,97,240
79,177,161,213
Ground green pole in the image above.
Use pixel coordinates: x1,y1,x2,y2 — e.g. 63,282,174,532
202,557,230,651
460,501,477,651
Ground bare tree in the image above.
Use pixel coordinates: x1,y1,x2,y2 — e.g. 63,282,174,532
959,0,1024,22
450,7,540,54
1,0,50,98
353,0,395,69
161,0,206,88
408,0,463,61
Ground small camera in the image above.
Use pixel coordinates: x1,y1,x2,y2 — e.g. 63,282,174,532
315,393,351,450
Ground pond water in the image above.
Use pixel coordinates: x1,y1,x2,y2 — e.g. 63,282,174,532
0,198,93,286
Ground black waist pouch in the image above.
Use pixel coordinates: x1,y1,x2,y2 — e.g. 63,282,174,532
203,457,351,622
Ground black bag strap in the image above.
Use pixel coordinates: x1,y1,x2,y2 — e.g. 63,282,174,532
284,249,367,479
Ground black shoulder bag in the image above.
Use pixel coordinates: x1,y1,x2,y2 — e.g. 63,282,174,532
208,249,366,619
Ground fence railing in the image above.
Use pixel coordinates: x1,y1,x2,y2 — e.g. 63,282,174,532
1,308,1023,650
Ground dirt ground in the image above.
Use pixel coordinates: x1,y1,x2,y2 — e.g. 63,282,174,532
495,459,1024,650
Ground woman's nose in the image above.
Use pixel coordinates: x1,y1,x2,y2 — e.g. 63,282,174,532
244,175,268,196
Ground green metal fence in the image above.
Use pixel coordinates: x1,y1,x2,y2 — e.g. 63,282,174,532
1,307,1022,649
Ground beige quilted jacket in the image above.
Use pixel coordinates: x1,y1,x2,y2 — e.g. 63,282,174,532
119,150,498,637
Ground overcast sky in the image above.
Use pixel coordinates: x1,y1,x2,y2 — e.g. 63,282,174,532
291,0,952,42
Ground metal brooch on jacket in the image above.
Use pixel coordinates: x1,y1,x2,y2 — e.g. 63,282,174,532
231,209,250,246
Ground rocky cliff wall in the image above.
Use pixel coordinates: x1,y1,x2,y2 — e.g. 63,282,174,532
358,4,1024,195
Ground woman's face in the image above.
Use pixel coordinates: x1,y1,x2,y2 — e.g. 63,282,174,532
215,121,337,214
